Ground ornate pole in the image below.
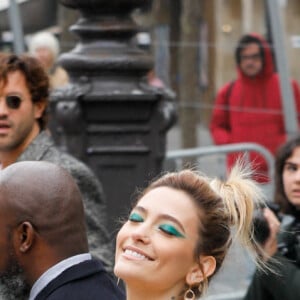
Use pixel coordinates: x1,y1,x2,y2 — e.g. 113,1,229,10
53,0,176,231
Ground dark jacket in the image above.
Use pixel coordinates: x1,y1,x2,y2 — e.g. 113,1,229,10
17,131,113,271
244,253,300,300
245,215,300,300
35,259,125,300
210,33,300,182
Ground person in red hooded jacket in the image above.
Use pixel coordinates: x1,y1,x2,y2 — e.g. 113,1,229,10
210,33,300,182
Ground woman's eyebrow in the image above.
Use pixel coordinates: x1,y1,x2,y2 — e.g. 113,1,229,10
284,161,297,166
133,206,146,213
134,205,185,233
159,214,185,233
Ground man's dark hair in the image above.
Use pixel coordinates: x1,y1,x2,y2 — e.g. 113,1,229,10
0,53,49,129
235,35,265,66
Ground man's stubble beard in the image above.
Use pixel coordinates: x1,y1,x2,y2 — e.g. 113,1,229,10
0,121,34,153
0,247,30,300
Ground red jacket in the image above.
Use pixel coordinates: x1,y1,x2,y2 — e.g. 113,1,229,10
210,34,300,182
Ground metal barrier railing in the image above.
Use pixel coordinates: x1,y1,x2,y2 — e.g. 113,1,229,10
166,142,274,178
165,142,275,300
165,142,275,197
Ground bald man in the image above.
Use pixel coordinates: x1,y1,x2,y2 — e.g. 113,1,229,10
0,161,124,300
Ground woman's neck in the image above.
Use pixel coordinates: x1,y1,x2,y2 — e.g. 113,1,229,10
126,286,183,300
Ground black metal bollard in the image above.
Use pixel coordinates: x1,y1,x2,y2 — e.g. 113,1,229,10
51,0,176,233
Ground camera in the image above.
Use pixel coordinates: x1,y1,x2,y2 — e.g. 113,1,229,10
252,202,280,245
253,208,270,245
253,202,300,267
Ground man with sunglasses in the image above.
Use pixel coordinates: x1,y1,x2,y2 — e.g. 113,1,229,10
0,53,113,272
210,33,300,183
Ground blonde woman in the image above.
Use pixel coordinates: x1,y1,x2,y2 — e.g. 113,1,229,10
114,164,266,300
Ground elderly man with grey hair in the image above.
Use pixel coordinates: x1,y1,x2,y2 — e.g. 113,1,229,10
28,31,69,89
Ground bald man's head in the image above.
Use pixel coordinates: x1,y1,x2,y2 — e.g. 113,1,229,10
0,161,88,256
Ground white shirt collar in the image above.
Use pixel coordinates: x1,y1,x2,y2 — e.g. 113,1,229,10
29,253,92,300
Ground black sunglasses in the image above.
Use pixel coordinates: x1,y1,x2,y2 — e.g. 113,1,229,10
5,95,22,109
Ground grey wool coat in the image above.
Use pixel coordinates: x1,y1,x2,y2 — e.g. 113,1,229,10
17,131,113,271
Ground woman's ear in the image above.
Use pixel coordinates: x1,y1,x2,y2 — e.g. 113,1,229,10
186,255,216,285
14,221,35,253
200,255,216,278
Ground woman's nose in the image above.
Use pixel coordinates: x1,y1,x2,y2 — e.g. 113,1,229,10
131,224,151,244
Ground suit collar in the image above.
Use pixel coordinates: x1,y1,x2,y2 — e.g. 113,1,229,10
34,259,105,300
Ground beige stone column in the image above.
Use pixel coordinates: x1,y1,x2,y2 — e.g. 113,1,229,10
242,0,254,33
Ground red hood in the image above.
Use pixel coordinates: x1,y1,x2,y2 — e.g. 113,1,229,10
237,33,274,81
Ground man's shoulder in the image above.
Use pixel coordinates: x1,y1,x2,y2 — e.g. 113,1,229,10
43,148,92,175
217,80,236,94
215,80,237,103
42,148,102,193
20,132,99,187
42,144,105,200
36,259,125,300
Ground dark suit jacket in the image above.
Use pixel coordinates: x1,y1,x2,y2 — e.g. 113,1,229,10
34,259,125,300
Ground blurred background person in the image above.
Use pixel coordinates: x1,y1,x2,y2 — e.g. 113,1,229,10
244,135,300,300
147,69,165,88
210,33,300,183
28,31,69,89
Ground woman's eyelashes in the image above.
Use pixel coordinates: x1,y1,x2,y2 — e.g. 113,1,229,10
129,211,186,238
129,212,144,222
158,224,186,238
129,212,185,238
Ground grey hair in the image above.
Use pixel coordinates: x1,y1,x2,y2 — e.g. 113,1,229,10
28,32,60,59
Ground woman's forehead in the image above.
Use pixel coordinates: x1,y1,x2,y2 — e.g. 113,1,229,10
137,187,199,221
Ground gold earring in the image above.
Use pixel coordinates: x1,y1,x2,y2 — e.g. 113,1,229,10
184,288,195,300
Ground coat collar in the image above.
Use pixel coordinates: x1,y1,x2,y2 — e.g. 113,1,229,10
17,131,55,162
34,259,105,300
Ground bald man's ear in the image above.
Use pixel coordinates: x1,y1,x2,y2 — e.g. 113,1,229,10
14,222,35,253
